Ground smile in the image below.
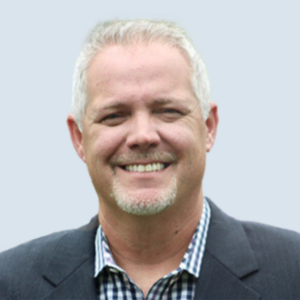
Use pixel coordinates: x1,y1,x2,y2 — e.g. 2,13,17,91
122,163,168,172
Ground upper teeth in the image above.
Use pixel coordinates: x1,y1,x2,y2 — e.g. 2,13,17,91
125,163,166,172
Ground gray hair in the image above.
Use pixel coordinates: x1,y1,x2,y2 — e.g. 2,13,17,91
72,19,211,131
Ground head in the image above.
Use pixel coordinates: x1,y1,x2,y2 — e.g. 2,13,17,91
72,19,211,131
68,20,218,219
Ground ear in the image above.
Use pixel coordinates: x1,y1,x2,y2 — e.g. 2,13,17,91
67,114,86,162
205,102,219,152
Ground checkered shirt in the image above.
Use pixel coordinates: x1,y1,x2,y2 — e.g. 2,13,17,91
94,199,211,300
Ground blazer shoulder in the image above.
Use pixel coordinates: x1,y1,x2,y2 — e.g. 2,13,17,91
0,216,98,299
206,199,300,298
242,220,300,275
241,220,300,248
0,229,72,275
0,215,98,267
0,229,73,299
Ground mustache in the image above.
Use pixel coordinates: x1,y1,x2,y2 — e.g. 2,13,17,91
109,152,177,166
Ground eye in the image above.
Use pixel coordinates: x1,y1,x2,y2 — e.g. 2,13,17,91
103,113,122,120
101,113,127,126
156,108,183,122
162,108,181,114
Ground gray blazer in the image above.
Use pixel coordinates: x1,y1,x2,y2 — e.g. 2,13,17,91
1,199,300,299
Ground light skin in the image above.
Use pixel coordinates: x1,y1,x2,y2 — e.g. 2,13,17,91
68,42,218,296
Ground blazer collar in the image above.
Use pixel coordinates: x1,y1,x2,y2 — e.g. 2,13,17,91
42,216,99,300
41,200,261,299
195,198,261,299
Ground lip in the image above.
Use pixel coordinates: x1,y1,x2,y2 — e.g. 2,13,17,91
109,152,177,168
117,169,169,182
120,162,171,171
118,159,173,166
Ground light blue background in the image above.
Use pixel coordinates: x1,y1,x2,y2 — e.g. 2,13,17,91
1,0,299,252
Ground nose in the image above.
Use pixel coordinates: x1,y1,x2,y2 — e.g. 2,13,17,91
126,113,161,150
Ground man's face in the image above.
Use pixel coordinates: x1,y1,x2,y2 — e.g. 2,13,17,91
69,43,217,216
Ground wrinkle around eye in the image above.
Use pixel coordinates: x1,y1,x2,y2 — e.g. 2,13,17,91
99,113,128,126
161,108,182,114
156,108,185,122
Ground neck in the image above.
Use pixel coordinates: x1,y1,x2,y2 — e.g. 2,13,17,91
98,193,203,290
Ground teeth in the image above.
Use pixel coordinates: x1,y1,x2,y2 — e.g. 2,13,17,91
138,165,145,172
125,163,166,172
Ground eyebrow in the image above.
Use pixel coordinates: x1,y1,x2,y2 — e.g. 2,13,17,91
94,96,189,116
152,99,174,105
99,98,180,109
97,101,128,111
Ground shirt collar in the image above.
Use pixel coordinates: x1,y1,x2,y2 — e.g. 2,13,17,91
94,198,211,278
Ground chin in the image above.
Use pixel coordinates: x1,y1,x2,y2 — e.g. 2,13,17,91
112,177,177,216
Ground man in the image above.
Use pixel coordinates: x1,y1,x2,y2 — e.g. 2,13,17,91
0,20,299,300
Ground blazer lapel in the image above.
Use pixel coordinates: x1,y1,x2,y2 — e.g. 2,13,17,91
40,201,260,299
195,199,261,299
195,252,260,299
42,216,99,300
42,257,97,300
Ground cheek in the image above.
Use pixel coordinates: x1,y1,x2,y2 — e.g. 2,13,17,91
84,127,126,162
160,123,205,154
161,124,207,182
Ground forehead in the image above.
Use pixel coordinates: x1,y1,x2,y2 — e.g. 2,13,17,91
86,42,192,92
84,42,201,123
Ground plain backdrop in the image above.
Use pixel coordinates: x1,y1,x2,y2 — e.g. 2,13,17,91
1,0,299,252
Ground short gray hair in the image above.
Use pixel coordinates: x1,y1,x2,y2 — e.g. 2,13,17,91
72,19,211,131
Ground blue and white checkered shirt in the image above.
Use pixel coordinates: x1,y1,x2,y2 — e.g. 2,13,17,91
94,199,211,300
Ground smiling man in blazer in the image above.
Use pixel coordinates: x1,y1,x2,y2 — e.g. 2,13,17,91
1,20,300,300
